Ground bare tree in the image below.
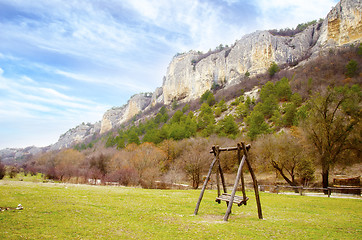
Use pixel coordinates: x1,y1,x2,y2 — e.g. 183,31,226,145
177,138,210,189
54,149,85,181
302,86,361,192
130,142,167,188
252,132,314,187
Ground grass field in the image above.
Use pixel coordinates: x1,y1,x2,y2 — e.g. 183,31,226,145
0,180,361,239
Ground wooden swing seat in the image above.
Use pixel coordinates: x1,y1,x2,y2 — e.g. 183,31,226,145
216,193,249,206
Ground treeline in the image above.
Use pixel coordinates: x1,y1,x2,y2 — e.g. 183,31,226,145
269,19,323,37
23,137,244,189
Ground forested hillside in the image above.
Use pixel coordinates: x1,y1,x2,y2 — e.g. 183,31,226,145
8,45,360,191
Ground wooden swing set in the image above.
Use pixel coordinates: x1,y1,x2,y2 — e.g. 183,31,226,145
193,142,263,221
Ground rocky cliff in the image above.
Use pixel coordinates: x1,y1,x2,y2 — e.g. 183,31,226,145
316,0,362,47
162,26,321,104
162,0,361,104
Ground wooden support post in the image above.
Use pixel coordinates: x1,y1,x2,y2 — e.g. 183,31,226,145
223,152,246,221
216,166,221,196
194,146,218,215
219,163,227,194
242,142,263,220
237,143,247,202
214,146,221,197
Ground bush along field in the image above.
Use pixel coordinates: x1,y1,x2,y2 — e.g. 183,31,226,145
0,180,361,239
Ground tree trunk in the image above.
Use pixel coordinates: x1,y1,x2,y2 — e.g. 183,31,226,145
272,161,298,192
322,166,329,195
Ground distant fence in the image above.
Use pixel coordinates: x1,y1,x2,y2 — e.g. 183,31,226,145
258,185,361,197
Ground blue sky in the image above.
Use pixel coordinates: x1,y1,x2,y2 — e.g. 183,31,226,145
0,0,338,149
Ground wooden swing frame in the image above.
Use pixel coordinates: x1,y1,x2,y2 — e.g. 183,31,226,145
193,142,263,221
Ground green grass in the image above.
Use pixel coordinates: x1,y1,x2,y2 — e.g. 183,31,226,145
0,180,361,239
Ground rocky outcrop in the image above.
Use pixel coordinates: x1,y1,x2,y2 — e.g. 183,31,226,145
150,87,164,106
100,106,127,134
316,0,362,47
50,122,101,150
100,93,152,134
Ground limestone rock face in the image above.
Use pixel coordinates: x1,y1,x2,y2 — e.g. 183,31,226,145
122,93,152,124
150,87,164,106
50,122,101,150
100,93,152,134
162,27,320,104
100,106,126,134
316,0,362,47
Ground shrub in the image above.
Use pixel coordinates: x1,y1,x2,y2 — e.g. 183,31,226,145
8,165,19,178
214,107,222,117
345,59,358,77
182,104,190,113
206,93,216,106
358,43,362,56
268,62,279,77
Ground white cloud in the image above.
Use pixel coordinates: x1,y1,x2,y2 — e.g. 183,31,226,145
55,70,152,93
121,0,245,51
253,0,338,29
0,73,108,118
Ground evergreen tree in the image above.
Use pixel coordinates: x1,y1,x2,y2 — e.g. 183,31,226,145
275,77,292,101
128,130,140,145
206,93,216,106
246,110,271,140
268,62,279,77
259,81,276,102
283,102,297,127
197,103,215,133
218,114,239,137
345,59,358,77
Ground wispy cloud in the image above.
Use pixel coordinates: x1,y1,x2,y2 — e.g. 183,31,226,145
55,70,153,93
253,0,338,29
